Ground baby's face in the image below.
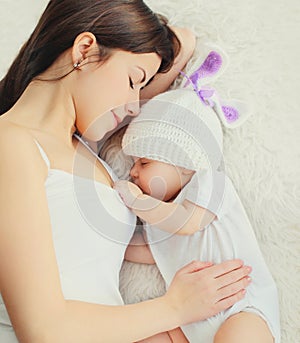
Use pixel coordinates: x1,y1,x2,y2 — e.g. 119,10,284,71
130,158,187,201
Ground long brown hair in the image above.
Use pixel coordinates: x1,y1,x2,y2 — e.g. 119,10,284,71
0,0,180,115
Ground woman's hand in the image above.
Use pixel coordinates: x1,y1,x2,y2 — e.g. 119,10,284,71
163,259,251,326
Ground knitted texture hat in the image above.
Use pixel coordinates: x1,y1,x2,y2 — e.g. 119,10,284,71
122,89,223,171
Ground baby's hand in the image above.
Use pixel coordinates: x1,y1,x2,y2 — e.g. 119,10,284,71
114,180,143,208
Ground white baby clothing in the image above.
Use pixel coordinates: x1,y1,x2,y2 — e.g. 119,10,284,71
145,169,281,342
0,134,136,342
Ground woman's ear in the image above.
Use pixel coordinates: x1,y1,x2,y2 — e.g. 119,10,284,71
72,32,98,67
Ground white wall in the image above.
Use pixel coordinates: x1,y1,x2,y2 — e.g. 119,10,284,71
0,0,49,78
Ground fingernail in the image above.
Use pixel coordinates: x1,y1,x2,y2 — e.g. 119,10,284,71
246,266,252,273
246,276,252,282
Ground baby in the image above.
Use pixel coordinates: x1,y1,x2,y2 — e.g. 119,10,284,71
114,88,280,342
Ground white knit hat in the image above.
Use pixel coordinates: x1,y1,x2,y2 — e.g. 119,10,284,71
122,89,223,171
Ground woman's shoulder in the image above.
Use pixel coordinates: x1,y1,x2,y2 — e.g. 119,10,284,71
0,118,31,136
0,119,48,180
0,119,36,151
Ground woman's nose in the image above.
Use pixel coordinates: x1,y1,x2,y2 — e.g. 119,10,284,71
126,99,140,117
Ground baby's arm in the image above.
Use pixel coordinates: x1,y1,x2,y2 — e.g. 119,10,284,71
125,230,155,264
114,180,215,235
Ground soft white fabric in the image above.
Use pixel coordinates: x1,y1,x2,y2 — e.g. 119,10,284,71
0,138,136,342
122,89,223,170
145,169,280,342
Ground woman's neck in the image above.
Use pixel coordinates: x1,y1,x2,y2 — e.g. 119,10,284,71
2,79,76,147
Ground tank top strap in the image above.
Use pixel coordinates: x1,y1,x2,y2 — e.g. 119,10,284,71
33,139,51,170
73,133,117,181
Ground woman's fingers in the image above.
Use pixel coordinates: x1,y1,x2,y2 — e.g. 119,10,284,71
208,259,245,278
215,289,247,313
216,276,251,302
176,260,213,275
215,265,252,290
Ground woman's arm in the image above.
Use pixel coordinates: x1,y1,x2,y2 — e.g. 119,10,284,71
114,180,215,235
0,127,251,343
0,128,177,343
140,27,196,100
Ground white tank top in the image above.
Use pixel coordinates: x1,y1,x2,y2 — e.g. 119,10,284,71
0,134,136,342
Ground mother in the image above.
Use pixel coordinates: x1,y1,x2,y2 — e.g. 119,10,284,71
0,1,251,342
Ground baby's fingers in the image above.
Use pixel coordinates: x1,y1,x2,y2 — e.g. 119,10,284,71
113,180,129,192
114,180,139,207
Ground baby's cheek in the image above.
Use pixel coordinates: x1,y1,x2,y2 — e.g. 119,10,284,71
148,176,168,200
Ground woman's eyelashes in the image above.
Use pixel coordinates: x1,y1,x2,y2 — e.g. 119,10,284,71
129,77,142,90
129,69,147,90
129,77,134,90
141,75,155,90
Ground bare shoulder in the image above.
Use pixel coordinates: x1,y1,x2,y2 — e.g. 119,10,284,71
0,119,34,145
0,120,48,181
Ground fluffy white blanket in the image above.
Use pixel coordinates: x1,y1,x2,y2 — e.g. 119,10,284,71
1,1,299,342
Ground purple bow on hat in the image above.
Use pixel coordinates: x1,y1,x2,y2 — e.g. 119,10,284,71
181,51,242,126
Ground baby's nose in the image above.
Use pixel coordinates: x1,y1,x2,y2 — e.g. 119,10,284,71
130,164,138,178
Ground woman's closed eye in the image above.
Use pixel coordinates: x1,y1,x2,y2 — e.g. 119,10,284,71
129,67,148,90
129,77,142,90
129,77,134,89
141,75,155,90
129,77,144,90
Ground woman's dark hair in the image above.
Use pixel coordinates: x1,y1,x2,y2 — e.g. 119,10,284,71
0,0,180,115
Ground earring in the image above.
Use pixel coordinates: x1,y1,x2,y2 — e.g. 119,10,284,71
73,61,81,69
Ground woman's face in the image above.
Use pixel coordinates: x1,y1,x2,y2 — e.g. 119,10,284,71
130,158,186,201
74,50,161,141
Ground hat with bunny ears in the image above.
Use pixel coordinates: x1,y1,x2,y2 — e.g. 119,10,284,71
122,88,224,171
122,48,250,171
